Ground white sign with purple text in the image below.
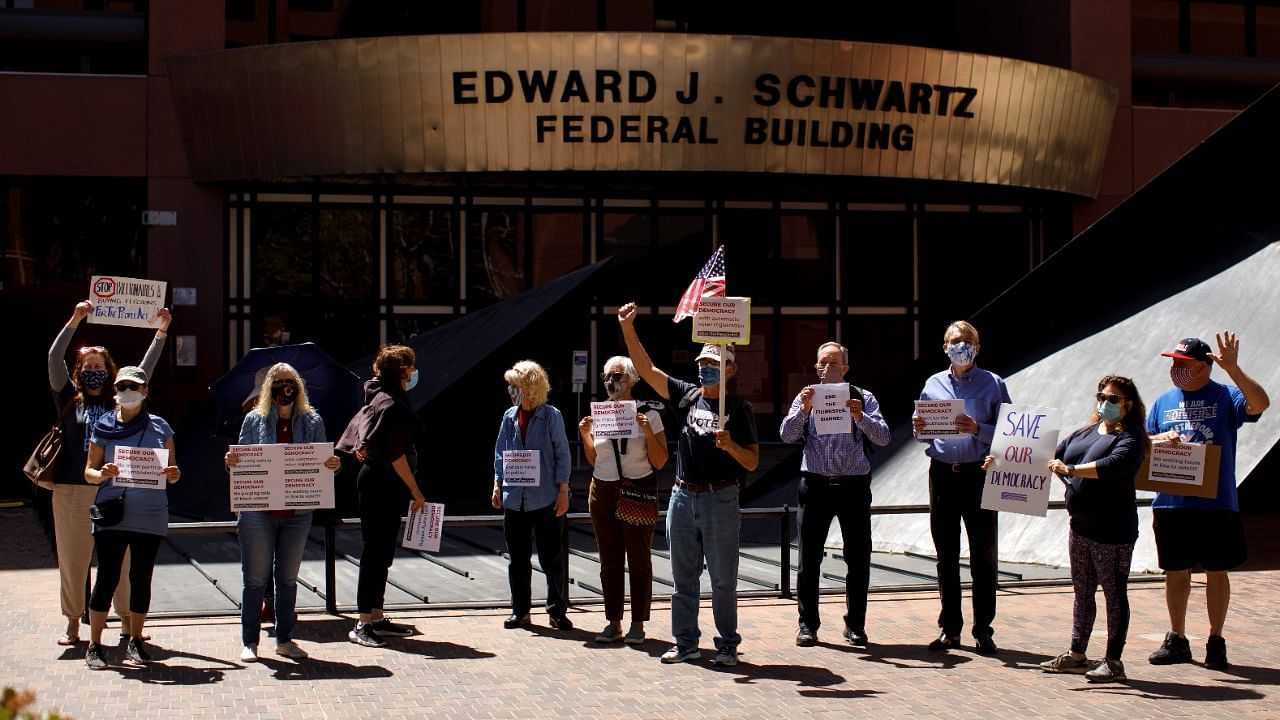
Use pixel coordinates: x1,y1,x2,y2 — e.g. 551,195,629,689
981,403,1061,517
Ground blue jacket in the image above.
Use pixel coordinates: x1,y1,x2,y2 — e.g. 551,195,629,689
493,403,571,512
239,407,329,445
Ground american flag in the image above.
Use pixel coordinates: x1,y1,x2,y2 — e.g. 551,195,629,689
673,246,726,323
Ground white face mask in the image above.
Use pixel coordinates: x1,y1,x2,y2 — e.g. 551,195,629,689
115,389,144,410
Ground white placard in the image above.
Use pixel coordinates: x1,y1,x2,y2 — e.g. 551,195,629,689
1148,442,1208,485
111,446,170,489
403,501,445,552
981,403,1061,516
812,383,852,436
591,400,640,438
502,450,541,486
572,350,589,383
228,442,336,511
88,275,168,328
692,296,751,344
915,399,966,439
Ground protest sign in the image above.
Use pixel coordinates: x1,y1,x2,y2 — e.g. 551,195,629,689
228,442,336,511
403,501,445,552
812,383,852,436
692,296,751,344
88,275,168,329
591,400,640,438
914,399,965,439
502,450,541,486
111,447,169,489
1135,442,1220,499
981,403,1061,516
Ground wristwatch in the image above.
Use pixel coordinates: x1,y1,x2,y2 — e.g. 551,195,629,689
1067,465,1075,476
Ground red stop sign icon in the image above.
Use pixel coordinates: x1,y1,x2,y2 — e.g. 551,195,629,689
93,277,116,299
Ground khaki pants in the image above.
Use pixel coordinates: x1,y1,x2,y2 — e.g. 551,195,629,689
52,484,130,623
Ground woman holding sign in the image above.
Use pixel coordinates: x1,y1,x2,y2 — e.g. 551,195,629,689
82,366,181,670
492,360,574,631
225,363,341,662
578,356,668,644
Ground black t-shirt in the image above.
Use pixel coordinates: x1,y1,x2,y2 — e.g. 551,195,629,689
666,376,758,485
1056,423,1144,545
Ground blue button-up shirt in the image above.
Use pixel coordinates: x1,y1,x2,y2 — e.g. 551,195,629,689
915,366,1011,464
493,403,572,512
779,386,892,477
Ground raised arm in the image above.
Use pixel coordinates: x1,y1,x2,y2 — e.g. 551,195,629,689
617,302,671,400
49,301,92,393
138,308,172,378
1213,330,1270,416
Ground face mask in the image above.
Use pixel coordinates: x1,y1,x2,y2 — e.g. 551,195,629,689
946,342,977,367
80,370,108,390
272,386,296,407
698,366,721,387
1097,401,1123,424
1171,365,1203,390
604,379,627,400
405,369,420,392
816,363,843,383
508,385,523,406
115,390,144,410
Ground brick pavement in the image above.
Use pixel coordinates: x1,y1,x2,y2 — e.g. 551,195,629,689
3,508,1278,720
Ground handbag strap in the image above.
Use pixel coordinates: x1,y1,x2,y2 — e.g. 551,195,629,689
53,397,76,426
609,438,625,481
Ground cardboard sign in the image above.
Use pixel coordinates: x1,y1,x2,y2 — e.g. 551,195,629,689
692,296,751,344
915,399,965,439
1135,442,1221,499
228,442,336,511
591,400,640,438
502,450,541,486
403,502,445,552
981,403,1061,517
812,383,852,436
111,446,170,490
88,275,168,329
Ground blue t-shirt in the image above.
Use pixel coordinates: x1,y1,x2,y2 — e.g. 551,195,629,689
1146,380,1259,512
90,413,175,536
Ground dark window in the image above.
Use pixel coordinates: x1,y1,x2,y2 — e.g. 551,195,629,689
391,206,457,304
842,210,914,306
530,212,584,286
467,208,526,307
226,0,255,22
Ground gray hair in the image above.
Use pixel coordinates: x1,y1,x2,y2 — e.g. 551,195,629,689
816,342,848,365
602,355,639,382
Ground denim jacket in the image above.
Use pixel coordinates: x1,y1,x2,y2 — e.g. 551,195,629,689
493,403,571,512
239,407,329,445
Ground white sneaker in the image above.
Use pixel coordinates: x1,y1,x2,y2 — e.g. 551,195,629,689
240,645,258,662
275,640,309,659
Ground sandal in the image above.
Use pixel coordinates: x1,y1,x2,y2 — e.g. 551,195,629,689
57,633,80,646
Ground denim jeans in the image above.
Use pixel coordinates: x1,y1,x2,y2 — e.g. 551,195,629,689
239,510,313,646
502,502,568,618
666,483,741,651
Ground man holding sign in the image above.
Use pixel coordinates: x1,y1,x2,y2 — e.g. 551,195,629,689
780,342,890,648
619,302,758,667
911,320,1011,655
1146,333,1269,671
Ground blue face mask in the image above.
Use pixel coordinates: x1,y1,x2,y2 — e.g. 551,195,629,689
405,369,419,391
1097,400,1123,423
698,365,721,387
80,369,109,390
946,341,977,367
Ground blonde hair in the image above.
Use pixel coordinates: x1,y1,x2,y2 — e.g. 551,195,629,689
252,362,313,417
943,320,980,344
504,360,550,407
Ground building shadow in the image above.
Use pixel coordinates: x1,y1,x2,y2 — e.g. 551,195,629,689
254,655,394,680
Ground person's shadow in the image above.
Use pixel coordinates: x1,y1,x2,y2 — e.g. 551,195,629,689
378,636,497,660
105,645,242,685
708,654,853,691
254,655,393,680
842,642,975,670
1070,677,1265,702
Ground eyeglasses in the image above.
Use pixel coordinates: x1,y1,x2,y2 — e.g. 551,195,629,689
114,382,141,392
1095,392,1125,404
78,346,107,355
601,372,626,382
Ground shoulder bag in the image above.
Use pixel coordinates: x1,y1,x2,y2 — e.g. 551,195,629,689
24,398,76,492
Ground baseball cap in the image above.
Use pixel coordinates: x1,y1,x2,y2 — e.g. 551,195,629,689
1161,337,1213,363
695,343,735,364
114,366,149,385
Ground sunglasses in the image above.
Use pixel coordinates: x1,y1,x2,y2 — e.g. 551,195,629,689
1095,392,1125,404
78,345,108,355
601,372,626,382
271,380,298,389
115,382,141,392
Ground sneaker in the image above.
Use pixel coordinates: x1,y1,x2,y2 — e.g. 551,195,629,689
974,634,999,655
1085,658,1127,682
624,626,646,646
125,636,152,664
348,623,385,648
1205,635,1229,670
1040,652,1090,674
843,628,869,647
275,640,309,660
595,625,623,643
1148,631,1192,665
660,645,701,664
503,613,531,629
795,626,817,647
85,642,108,670
368,618,414,637
548,615,574,631
240,645,259,662
712,646,739,667
928,631,960,651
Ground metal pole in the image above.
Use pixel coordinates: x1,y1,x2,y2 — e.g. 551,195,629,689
561,514,571,608
780,505,792,599
325,520,338,615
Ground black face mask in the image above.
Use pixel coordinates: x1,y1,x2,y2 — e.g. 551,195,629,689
80,369,109,390
271,385,296,406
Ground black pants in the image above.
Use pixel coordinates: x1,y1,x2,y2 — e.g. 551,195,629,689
796,473,871,634
928,460,998,639
502,503,567,618
89,530,162,615
356,463,408,614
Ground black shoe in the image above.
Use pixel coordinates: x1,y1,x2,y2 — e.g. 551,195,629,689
85,642,108,670
928,631,960,651
1205,635,1229,670
1148,631,1192,665
795,626,817,647
125,636,152,664
974,635,998,655
548,615,574,631
843,628,868,647
368,618,414,637
348,624,386,648
503,613,531,629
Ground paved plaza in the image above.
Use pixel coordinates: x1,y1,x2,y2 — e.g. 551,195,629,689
3,507,1278,720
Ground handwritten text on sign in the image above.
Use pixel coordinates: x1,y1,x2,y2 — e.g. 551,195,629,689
981,404,1061,517
813,383,852,436
403,502,445,552
692,296,751,344
111,447,170,490
502,450,541,486
591,400,640,439
915,399,965,439
88,275,168,329
228,443,336,511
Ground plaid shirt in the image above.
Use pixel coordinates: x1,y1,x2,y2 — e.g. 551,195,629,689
779,386,891,477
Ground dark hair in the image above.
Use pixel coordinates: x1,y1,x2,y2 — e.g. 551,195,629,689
70,346,119,402
1087,375,1150,448
373,344,416,384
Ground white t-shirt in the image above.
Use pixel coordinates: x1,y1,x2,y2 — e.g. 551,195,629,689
591,408,665,481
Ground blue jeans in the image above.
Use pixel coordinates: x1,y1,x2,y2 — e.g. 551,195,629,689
666,483,741,651
239,511,313,646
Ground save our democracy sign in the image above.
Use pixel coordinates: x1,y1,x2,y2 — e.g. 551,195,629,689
88,275,167,329
981,403,1061,517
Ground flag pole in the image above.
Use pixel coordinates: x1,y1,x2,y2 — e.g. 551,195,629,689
717,341,728,431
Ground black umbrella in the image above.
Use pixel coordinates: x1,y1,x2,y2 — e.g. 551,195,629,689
211,342,362,442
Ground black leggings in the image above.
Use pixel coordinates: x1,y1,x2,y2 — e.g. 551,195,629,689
90,530,163,615
356,462,409,614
